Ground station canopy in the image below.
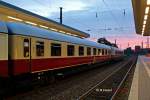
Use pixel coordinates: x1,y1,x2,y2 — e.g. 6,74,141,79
0,1,90,38
132,0,150,36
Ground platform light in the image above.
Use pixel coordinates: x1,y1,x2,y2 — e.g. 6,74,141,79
143,20,147,25
81,36,85,38
142,31,144,36
62,31,66,34
50,28,58,31
147,0,150,5
142,29,145,32
7,16,23,21
145,7,149,14
142,28,145,31
142,27,145,30
25,21,37,26
66,33,72,35
59,30,66,33
72,34,78,37
142,26,145,30
143,24,146,28
142,29,145,36
144,15,148,20
142,27,145,32
39,25,48,29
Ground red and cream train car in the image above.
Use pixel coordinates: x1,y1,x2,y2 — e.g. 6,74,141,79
0,21,123,81
0,22,8,77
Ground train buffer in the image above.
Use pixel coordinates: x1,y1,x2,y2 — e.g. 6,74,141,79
129,56,150,100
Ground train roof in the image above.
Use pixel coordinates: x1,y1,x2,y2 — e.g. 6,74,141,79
0,0,90,38
1,21,111,49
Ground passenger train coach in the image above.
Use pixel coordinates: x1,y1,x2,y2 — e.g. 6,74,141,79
0,21,123,82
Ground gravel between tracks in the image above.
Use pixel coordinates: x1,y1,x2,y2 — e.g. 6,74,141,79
6,59,129,100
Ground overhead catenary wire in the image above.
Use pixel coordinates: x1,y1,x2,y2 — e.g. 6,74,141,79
29,0,93,34
63,13,92,31
30,0,52,17
26,0,126,34
102,0,121,28
9,0,135,42
93,0,123,39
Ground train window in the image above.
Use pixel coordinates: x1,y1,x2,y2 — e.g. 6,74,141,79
105,49,106,55
36,41,44,56
79,46,84,56
87,47,91,55
23,39,29,57
98,49,101,55
106,50,108,55
93,48,97,55
51,43,61,56
67,45,74,56
102,49,105,55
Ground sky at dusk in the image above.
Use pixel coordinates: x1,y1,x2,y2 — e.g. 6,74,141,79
2,0,149,49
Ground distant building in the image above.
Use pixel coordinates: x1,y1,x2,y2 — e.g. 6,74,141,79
124,47,134,56
134,46,150,55
140,48,150,55
135,45,141,54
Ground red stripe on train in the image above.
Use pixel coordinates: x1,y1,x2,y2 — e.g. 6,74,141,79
95,56,111,62
12,59,31,75
31,56,94,72
31,56,111,73
0,60,8,77
1,56,113,76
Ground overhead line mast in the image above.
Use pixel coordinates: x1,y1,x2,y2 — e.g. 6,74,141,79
60,7,63,24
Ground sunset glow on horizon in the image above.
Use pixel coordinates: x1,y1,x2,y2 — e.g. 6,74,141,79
87,34,149,50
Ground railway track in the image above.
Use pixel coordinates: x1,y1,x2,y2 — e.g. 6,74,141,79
4,56,136,100
78,56,137,100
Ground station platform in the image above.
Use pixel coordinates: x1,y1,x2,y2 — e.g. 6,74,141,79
129,56,150,100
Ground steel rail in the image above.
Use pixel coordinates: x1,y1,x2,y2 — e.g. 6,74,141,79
110,57,137,100
77,57,133,100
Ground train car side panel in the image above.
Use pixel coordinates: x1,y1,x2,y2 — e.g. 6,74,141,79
10,35,31,76
31,37,94,73
31,57,94,73
0,33,8,77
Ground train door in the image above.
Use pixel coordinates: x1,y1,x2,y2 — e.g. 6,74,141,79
23,38,31,73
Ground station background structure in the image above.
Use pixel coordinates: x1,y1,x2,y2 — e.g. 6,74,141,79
0,0,90,38
132,0,150,36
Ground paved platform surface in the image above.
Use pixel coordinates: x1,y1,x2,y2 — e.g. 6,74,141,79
129,56,150,100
